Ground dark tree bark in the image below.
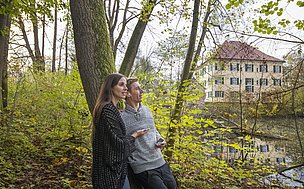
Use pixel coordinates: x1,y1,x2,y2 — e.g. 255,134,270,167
18,16,35,62
42,14,45,60
19,13,45,72
65,23,68,75
0,13,11,110
52,3,58,72
70,0,115,113
119,0,157,77
31,1,45,71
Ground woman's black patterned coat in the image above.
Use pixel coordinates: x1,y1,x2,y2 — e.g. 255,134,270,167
92,103,135,189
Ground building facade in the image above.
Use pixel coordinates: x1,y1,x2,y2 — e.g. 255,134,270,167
203,41,285,102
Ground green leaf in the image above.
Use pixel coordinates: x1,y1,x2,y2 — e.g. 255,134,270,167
296,1,304,7
226,3,232,9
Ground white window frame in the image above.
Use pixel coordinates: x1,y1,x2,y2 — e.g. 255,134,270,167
214,91,224,98
260,78,268,86
273,79,281,86
230,63,239,71
230,77,239,85
245,64,254,72
273,65,282,73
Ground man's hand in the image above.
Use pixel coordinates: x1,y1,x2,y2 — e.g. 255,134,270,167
155,138,166,148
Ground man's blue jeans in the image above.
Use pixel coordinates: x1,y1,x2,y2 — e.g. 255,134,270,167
123,176,131,189
133,163,177,189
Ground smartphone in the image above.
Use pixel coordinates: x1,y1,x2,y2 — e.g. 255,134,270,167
155,138,165,146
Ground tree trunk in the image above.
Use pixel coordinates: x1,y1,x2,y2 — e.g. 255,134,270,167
42,14,45,62
188,0,213,80
52,3,58,72
165,0,201,160
119,0,156,76
0,14,11,110
18,16,36,63
65,22,68,75
70,0,115,113
31,2,45,72
58,28,66,71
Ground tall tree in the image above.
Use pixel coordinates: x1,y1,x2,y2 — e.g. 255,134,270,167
119,0,157,76
52,3,58,72
0,0,12,110
70,0,115,113
31,0,45,71
165,0,202,160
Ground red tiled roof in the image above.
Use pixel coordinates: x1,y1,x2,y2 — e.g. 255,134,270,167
212,41,284,63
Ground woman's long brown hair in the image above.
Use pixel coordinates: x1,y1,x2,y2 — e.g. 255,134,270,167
92,73,125,137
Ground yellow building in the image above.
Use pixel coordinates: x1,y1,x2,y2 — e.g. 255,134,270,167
203,41,285,102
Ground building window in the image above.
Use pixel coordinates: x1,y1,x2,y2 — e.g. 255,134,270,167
245,64,254,72
207,91,213,98
273,65,282,73
260,64,268,72
215,91,225,98
260,145,269,152
245,86,254,92
230,77,240,85
215,77,224,84
276,158,285,164
245,78,254,92
208,65,212,72
245,78,254,85
260,78,268,86
215,64,224,71
214,145,222,153
202,67,206,74
229,146,237,153
230,63,239,71
273,79,281,86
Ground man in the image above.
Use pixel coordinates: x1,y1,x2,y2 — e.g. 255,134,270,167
121,78,177,189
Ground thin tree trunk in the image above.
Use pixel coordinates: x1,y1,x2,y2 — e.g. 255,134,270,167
70,0,115,113
18,16,36,63
65,23,68,75
119,0,156,76
165,0,201,160
58,29,66,71
291,59,304,161
113,0,130,58
32,7,45,71
188,0,213,79
52,3,58,72
0,14,11,110
42,14,45,61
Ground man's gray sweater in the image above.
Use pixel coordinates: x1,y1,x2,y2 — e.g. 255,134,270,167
121,104,166,174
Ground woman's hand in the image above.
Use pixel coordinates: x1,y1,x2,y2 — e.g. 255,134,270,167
131,128,150,138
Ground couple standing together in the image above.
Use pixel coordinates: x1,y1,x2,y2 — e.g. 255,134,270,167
92,73,177,189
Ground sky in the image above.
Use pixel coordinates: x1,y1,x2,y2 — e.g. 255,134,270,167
9,0,303,72
134,0,304,64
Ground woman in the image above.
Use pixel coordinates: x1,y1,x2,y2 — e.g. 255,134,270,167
92,73,148,189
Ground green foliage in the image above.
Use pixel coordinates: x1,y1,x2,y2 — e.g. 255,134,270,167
140,75,276,188
0,68,92,188
140,0,156,22
0,0,68,21
226,0,304,33
226,0,244,9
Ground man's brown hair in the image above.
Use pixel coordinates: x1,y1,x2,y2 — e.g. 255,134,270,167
126,78,138,91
